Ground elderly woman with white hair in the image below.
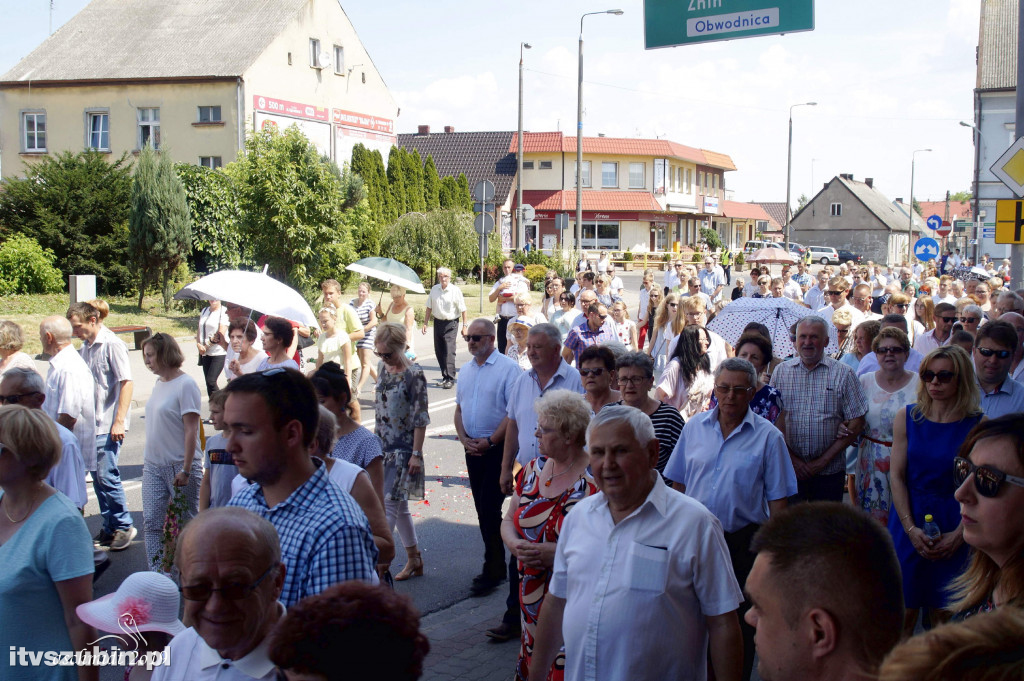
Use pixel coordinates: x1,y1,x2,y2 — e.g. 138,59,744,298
0,320,37,376
506,292,546,349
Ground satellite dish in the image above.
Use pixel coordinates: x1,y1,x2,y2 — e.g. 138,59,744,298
318,51,332,69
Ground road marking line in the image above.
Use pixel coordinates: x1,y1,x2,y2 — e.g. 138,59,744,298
360,396,457,427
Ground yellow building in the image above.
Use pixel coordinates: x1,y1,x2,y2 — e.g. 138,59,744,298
0,0,399,179
512,132,736,253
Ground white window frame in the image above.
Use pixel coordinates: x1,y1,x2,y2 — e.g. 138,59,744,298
85,109,109,151
575,160,592,187
21,110,47,153
685,168,692,193
333,45,345,75
629,162,645,189
197,106,222,123
601,162,618,188
199,156,222,169
309,38,322,68
713,174,719,192
830,202,843,217
675,167,681,192
138,107,160,150
698,171,705,193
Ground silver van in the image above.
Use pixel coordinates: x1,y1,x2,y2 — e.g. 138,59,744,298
806,245,839,265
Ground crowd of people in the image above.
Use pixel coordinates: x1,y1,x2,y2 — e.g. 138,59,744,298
1,250,1023,681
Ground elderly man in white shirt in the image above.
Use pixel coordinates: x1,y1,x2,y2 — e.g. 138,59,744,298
153,508,284,681
531,405,743,681
780,264,803,302
422,266,468,389
39,316,96,470
804,270,829,311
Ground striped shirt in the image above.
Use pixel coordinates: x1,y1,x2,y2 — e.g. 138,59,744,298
769,356,868,476
617,400,685,477
228,459,378,607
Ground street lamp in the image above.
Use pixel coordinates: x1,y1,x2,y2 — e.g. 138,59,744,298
907,148,932,264
961,120,983,262
784,102,816,253
576,9,623,256
517,41,532,251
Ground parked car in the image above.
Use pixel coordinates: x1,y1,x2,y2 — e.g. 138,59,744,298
837,249,863,264
743,240,780,254
786,242,807,256
806,245,840,265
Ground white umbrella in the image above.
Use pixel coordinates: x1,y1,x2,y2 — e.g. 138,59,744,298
708,297,839,358
345,257,426,294
174,270,318,327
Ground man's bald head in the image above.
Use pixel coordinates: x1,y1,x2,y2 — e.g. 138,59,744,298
176,507,281,570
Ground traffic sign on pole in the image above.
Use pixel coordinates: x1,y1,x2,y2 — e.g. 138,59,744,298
913,237,939,261
473,213,495,235
926,214,942,231
472,180,495,202
995,199,1024,244
936,223,952,238
644,0,814,49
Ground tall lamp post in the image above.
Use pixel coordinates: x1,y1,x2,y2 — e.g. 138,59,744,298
517,41,531,251
907,148,932,264
576,9,623,257
960,120,982,262
784,101,816,253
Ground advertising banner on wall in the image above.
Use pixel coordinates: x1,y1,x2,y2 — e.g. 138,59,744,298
333,108,396,166
252,95,331,157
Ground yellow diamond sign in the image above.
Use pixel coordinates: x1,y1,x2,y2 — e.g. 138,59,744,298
992,136,1024,195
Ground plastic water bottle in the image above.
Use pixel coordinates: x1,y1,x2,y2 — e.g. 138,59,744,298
923,514,941,540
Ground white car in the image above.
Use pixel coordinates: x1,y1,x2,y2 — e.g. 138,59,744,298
806,245,839,265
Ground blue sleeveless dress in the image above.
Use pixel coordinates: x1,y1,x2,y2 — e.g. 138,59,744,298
887,406,981,609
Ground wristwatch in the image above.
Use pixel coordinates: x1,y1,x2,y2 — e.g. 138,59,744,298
486,436,494,447
411,450,424,459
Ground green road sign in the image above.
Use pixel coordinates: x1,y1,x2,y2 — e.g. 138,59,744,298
644,0,814,49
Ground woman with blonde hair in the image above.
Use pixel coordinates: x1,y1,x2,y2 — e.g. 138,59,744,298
646,292,683,380
888,345,984,638
751,274,771,298
376,285,417,360
609,300,637,351
914,295,936,332
0,320,37,376
373,322,429,581
0,406,97,681
831,307,856,362
886,292,925,345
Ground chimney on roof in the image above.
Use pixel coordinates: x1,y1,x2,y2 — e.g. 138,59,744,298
417,125,430,135
865,177,874,188
895,198,904,204
444,125,455,133
598,133,606,137
840,173,853,181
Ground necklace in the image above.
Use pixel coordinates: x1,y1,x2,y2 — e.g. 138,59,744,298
2,488,40,524
545,459,581,487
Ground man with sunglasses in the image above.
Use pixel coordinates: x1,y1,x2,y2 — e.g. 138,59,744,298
225,369,378,607
561,303,616,366
1000,312,1024,383
850,283,880,321
914,302,956,354
154,507,284,681
972,321,1024,418
817,277,864,327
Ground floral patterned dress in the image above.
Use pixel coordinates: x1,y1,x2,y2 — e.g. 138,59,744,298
513,457,598,681
856,371,919,525
374,362,429,501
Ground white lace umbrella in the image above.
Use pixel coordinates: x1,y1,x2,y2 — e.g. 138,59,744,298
707,297,839,358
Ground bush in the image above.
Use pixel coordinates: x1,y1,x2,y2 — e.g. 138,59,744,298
623,250,635,262
692,252,704,263
734,251,746,267
663,253,673,262
523,264,547,285
0,234,65,295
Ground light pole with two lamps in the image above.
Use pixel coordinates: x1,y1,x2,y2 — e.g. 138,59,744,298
575,9,623,259
960,120,983,262
517,41,531,251
907,148,932,264
784,101,816,253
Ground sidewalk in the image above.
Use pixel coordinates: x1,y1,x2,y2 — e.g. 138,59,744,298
421,590,518,681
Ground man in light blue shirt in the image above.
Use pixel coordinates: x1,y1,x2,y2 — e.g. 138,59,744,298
664,357,796,681
454,318,521,606
974,321,1024,418
698,257,726,303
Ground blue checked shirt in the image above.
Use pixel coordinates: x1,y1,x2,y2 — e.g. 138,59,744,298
229,459,378,607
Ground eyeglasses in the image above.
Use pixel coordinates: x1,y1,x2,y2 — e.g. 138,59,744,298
617,375,651,386
876,346,906,355
535,425,557,436
893,303,910,310
0,392,40,405
853,297,870,303
594,314,608,321
954,457,1024,498
373,350,395,360
180,564,277,601
826,290,843,296
579,367,606,377
667,303,678,308
920,370,955,384
836,327,850,335
976,347,1013,359
466,334,493,343
958,317,980,324
937,316,956,323
714,384,753,395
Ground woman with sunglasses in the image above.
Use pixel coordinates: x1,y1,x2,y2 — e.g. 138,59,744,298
886,293,924,346
854,328,918,525
949,413,1024,619
549,291,580,341
888,345,984,637
656,325,715,419
373,322,429,581
955,301,984,338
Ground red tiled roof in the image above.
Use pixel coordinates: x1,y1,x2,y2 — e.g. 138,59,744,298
755,202,787,229
521,190,664,213
509,132,736,171
917,200,973,221
722,201,771,220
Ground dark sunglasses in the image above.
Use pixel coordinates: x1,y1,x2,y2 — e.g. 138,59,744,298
893,303,910,309
826,290,843,296
959,317,980,324
373,350,395,360
466,334,494,343
920,370,955,384
0,391,40,405
976,347,1012,359
876,346,905,355
579,367,606,377
180,564,277,601
937,316,956,323
593,314,607,320
954,457,1024,498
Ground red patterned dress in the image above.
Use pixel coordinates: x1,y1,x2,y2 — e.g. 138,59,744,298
513,456,598,681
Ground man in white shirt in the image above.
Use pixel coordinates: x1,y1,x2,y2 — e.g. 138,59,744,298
804,271,829,311
39,316,96,477
680,277,714,312
780,265,802,302
531,405,743,681
422,267,467,389
488,259,530,354
816,278,863,326
913,302,956,354
869,266,887,298
606,263,624,298
664,260,683,294
931,275,958,305
154,508,284,681
850,284,880,322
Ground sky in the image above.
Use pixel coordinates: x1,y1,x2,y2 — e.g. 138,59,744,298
1,0,983,208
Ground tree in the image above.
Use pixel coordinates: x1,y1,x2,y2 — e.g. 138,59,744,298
387,146,410,217
381,209,477,276
912,198,923,216
129,146,192,310
351,144,394,225
700,227,722,250
796,193,810,210
0,234,65,294
949,189,972,203
423,155,441,210
227,124,354,295
0,150,134,294
175,163,246,273
405,149,426,213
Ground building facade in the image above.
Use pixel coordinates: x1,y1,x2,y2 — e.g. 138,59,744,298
0,0,398,178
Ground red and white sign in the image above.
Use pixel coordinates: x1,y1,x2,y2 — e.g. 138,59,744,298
253,95,329,122
936,223,952,237
332,108,394,134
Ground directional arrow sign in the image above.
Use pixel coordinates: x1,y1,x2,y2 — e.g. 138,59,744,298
913,237,939,261
926,214,942,231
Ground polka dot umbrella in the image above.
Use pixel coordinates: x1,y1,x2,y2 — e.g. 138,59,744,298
707,297,840,359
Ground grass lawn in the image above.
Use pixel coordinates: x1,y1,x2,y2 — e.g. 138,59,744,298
0,277,537,356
